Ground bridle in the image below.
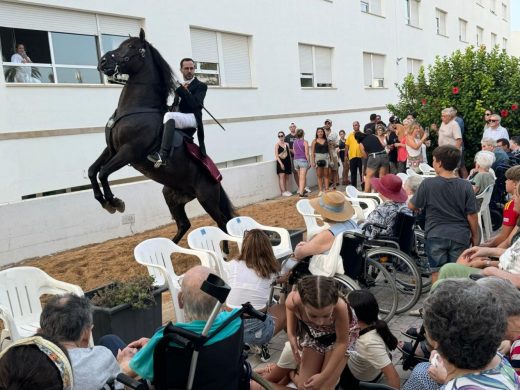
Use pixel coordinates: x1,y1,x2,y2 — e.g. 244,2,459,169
106,44,147,85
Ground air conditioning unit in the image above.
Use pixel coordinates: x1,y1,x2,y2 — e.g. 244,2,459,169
372,78,384,88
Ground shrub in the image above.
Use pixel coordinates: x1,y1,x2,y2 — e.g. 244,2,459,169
89,275,156,310
388,46,520,164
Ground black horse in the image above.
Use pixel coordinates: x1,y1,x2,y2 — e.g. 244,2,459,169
89,29,234,243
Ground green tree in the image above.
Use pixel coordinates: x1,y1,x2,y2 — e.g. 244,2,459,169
388,46,520,163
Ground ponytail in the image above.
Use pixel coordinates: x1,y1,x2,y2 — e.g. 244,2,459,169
374,319,398,351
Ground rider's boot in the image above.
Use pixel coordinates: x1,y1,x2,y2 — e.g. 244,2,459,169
148,119,175,168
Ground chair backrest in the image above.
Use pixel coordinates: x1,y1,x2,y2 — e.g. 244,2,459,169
153,322,244,390
406,168,419,176
419,162,434,174
345,196,378,217
477,184,494,210
296,199,329,240
0,267,84,341
352,204,365,222
393,212,417,255
226,216,260,238
396,172,409,184
345,185,360,199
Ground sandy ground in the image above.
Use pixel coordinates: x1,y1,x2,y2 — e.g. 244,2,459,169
15,195,307,292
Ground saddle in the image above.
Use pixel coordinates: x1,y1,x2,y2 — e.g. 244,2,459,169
172,129,222,183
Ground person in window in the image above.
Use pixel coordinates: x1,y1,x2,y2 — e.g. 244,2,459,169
10,43,40,83
147,57,208,167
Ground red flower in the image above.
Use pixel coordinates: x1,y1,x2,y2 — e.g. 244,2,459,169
421,99,427,106
512,104,518,111
500,109,509,118
452,87,460,94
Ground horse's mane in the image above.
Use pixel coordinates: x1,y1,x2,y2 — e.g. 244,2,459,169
145,40,175,101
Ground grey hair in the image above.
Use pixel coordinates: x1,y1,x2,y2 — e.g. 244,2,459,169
474,150,495,169
476,277,520,317
481,137,496,148
404,175,424,194
490,114,501,123
181,266,217,322
441,108,454,117
423,279,506,370
40,294,93,343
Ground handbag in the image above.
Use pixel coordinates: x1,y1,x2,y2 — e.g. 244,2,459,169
279,145,288,159
316,160,326,167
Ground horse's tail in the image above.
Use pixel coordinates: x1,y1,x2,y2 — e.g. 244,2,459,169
219,185,236,222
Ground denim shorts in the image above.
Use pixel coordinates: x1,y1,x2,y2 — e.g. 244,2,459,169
425,237,469,272
293,158,309,170
243,314,275,346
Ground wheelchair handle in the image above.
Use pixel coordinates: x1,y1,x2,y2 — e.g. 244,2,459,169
242,302,268,322
201,273,230,304
361,221,386,230
115,373,148,390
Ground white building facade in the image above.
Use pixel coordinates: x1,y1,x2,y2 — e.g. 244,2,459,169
0,0,511,204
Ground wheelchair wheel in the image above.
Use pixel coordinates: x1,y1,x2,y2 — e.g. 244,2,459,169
414,230,432,293
251,371,275,389
366,246,422,314
345,259,398,322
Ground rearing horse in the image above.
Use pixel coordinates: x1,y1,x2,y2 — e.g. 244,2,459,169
89,29,235,243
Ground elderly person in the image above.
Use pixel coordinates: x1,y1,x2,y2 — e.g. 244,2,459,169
481,137,509,169
468,150,495,196
128,266,242,380
433,107,462,150
403,278,520,390
0,334,73,390
40,294,131,389
483,114,509,141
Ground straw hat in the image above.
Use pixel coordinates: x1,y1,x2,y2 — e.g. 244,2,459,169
309,191,354,222
371,174,407,203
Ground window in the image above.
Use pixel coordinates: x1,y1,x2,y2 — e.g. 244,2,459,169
190,28,252,87
363,52,385,88
0,3,141,85
490,0,497,13
477,26,484,46
298,44,333,88
435,9,447,36
404,0,420,27
406,58,422,77
360,0,382,15
459,19,468,42
491,32,497,46
502,3,508,20
503,37,508,50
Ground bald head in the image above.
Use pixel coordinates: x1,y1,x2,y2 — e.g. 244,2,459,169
181,266,217,321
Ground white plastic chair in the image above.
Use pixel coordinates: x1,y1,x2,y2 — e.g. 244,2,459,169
187,226,242,275
0,266,84,344
226,216,293,260
406,168,419,176
345,185,382,204
296,199,330,240
419,163,435,174
134,238,223,323
477,185,494,242
397,172,409,184
352,204,366,222
344,196,378,218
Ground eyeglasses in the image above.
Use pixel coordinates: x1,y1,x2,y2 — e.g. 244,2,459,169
278,135,284,138
489,119,498,122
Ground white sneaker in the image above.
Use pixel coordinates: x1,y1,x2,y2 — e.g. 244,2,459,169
318,191,323,196
304,187,311,193
282,191,292,197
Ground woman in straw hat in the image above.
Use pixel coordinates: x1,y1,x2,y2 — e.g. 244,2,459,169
294,191,359,260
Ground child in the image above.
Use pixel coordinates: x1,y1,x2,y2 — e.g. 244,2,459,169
341,290,400,389
362,174,411,239
286,275,359,390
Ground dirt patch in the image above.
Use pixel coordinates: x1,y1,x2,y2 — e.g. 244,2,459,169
14,195,306,292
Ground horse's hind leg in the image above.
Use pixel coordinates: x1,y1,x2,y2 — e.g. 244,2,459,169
163,187,194,243
197,185,231,254
88,147,114,213
98,146,134,213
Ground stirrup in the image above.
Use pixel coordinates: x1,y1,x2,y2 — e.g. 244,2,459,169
147,152,166,168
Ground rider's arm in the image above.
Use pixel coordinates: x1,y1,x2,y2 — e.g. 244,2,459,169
176,82,207,111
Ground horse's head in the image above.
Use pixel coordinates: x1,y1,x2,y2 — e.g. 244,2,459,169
98,28,148,77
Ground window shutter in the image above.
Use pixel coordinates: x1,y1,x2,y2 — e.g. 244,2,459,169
298,44,313,74
98,15,142,36
190,28,219,63
363,53,372,86
221,33,251,86
0,2,97,35
372,54,385,79
315,47,332,86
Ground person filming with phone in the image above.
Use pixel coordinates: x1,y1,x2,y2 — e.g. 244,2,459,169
10,43,40,83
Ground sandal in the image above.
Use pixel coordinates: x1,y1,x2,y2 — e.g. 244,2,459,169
400,326,425,341
398,340,431,360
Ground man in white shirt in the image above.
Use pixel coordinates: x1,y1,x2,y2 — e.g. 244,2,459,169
482,114,509,141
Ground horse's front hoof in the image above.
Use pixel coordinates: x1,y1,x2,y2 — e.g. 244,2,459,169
111,198,126,213
102,202,117,214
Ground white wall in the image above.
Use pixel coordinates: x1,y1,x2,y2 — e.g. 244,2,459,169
0,161,317,266
511,31,520,57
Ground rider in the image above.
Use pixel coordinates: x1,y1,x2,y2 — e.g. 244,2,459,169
148,57,208,167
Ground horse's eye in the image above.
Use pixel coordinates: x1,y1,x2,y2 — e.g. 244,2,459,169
128,44,134,49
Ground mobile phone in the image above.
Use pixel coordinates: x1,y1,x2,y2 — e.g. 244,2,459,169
430,351,441,368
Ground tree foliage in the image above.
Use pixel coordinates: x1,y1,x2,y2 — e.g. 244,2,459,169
388,46,520,162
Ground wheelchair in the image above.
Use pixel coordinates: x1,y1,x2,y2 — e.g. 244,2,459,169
112,273,274,390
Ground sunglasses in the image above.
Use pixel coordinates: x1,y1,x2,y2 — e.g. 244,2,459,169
489,119,498,122
485,113,492,116
278,135,284,138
